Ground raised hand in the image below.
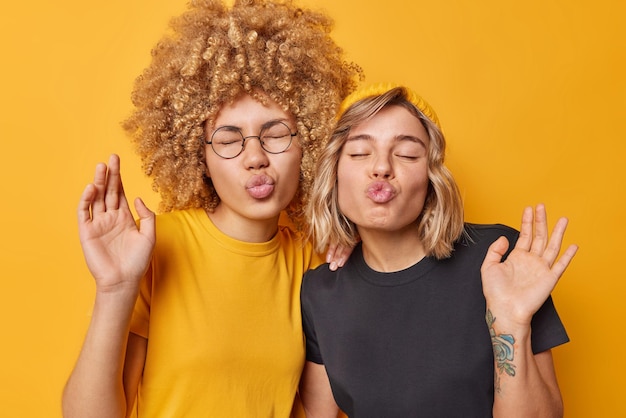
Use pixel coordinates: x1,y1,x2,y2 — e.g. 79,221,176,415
481,204,578,327
77,154,155,293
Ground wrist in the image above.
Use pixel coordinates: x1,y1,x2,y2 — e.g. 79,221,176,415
485,308,532,344
486,308,533,394
94,282,140,308
485,303,534,330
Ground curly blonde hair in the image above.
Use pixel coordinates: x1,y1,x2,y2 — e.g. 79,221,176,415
123,0,362,228
308,86,465,259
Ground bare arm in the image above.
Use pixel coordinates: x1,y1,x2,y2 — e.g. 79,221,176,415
122,333,148,414
482,204,577,418
62,155,155,418
63,295,147,417
488,320,563,417
299,361,340,418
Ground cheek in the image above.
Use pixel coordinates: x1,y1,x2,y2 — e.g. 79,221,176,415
204,153,236,189
410,167,431,205
336,161,357,211
204,146,218,177
283,152,302,179
411,167,430,191
279,153,303,195
336,159,348,190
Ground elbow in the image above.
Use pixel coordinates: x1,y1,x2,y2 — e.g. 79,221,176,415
551,393,564,418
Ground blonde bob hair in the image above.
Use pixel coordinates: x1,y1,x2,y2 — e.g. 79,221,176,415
123,0,361,228
307,84,465,259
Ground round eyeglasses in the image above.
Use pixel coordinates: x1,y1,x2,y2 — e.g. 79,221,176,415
206,121,297,159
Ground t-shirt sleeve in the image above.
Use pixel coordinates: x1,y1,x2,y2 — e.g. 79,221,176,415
531,295,569,353
301,271,324,364
129,264,152,339
306,244,326,271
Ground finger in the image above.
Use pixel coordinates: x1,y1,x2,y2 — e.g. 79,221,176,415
335,245,353,268
326,244,353,270
77,183,96,224
529,203,549,255
481,236,510,270
134,197,156,241
104,154,123,210
325,243,337,264
514,206,533,252
542,217,568,264
90,162,108,214
550,244,578,279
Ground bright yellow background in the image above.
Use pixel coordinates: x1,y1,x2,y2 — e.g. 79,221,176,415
1,0,623,416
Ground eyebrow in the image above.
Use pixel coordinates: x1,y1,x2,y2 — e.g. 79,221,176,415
346,134,427,148
214,118,291,131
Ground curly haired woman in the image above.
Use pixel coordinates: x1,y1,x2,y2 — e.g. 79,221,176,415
62,1,361,416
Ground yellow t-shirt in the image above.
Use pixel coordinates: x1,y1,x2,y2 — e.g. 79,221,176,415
130,208,322,417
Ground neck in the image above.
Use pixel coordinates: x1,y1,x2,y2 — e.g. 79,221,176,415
359,227,426,273
206,208,279,243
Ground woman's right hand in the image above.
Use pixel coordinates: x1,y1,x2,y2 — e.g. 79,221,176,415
77,154,155,294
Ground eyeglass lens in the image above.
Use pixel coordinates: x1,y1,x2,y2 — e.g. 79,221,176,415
210,121,294,159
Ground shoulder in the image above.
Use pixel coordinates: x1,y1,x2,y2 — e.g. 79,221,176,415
302,262,335,294
153,209,205,244
276,225,325,268
461,223,519,246
276,223,305,244
303,262,334,283
154,208,199,225
300,262,342,318
448,223,519,261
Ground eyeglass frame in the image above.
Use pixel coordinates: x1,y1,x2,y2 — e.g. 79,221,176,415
205,120,298,159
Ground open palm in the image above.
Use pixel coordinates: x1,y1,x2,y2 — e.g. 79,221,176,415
481,204,578,327
77,155,155,293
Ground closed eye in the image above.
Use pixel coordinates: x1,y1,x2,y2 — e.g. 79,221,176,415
343,136,372,158
394,137,426,161
394,154,420,160
214,138,242,146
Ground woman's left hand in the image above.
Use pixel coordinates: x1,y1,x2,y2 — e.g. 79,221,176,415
481,204,578,328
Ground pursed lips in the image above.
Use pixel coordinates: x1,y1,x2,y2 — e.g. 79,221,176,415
245,174,275,199
366,181,396,203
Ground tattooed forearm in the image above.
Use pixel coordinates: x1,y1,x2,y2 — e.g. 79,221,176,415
486,309,516,393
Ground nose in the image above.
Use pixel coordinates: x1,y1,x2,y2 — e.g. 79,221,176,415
241,135,269,169
371,154,393,179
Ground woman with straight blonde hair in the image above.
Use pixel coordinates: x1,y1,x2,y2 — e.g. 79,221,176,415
300,83,577,417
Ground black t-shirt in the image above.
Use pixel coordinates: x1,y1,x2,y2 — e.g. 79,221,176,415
301,224,569,418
